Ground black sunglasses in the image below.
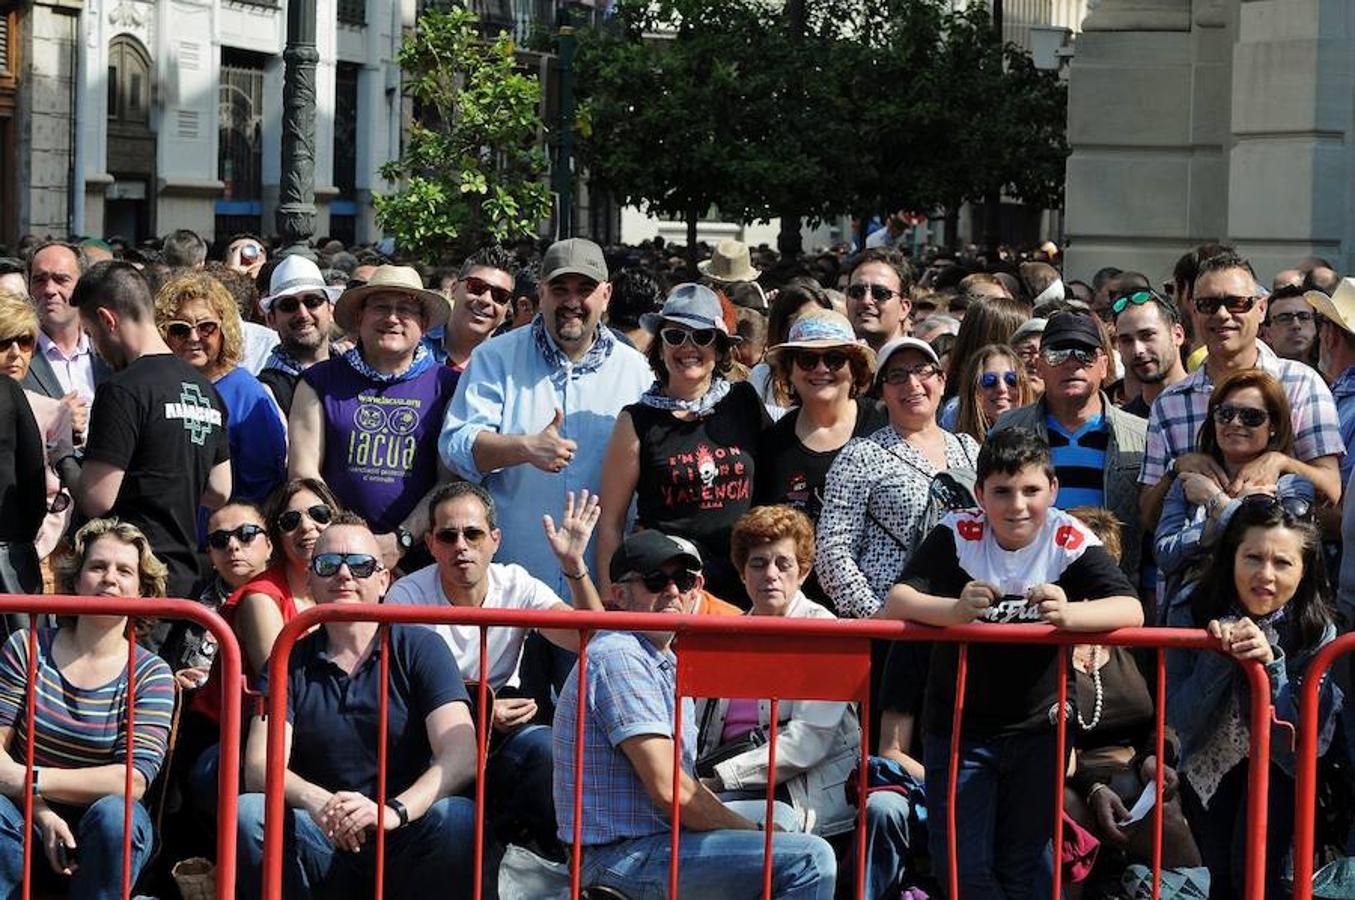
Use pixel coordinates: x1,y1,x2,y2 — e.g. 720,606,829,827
1194,294,1258,316
1238,492,1313,522
0,334,35,353
625,569,699,593
207,523,267,550
1213,403,1268,428
660,327,719,349
434,526,489,546
274,293,329,314
846,283,898,303
278,504,334,533
793,350,850,373
311,552,383,579
463,276,512,305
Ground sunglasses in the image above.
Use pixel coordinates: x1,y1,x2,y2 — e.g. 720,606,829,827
206,523,267,550
165,320,220,341
277,504,334,533
1194,294,1258,315
1041,347,1100,368
1239,492,1313,522
793,350,850,373
624,569,699,593
1110,290,1156,316
660,327,719,349
274,293,329,315
881,363,941,385
980,370,1019,390
1270,311,1314,327
310,552,383,579
463,276,512,305
0,334,35,353
1213,403,1269,428
846,283,899,303
433,526,489,546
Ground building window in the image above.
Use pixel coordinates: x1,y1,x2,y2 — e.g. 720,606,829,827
330,62,359,244
338,0,365,26
108,35,151,127
216,49,265,236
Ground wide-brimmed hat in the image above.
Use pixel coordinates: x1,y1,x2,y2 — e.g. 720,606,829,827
639,284,743,343
765,309,875,371
334,265,450,332
1306,278,1355,336
260,255,342,313
874,337,941,385
697,239,759,284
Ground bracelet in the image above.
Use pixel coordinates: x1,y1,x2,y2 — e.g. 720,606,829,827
1086,782,1112,805
563,568,587,581
388,798,410,828
30,767,40,798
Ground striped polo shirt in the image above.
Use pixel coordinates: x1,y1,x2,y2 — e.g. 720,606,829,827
1046,412,1108,509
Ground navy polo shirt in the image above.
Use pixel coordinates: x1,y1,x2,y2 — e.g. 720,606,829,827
259,623,468,800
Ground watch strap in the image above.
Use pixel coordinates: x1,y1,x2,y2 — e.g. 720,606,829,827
388,798,410,828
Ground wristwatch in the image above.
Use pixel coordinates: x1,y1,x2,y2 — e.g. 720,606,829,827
394,527,414,554
388,798,410,828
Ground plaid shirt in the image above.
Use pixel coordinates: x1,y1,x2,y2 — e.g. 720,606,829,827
1331,365,1355,484
1140,342,1344,485
553,631,696,845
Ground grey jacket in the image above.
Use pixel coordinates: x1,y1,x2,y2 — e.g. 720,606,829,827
991,393,1146,580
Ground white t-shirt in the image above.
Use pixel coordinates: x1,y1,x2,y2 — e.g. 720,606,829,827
384,562,566,690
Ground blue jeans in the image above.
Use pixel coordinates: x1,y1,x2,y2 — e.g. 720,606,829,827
487,724,557,851
923,731,1058,900
856,790,913,900
0,794,152,900
581,825,836,900
236,792,476,900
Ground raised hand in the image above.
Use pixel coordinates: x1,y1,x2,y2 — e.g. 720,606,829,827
543,489,601,573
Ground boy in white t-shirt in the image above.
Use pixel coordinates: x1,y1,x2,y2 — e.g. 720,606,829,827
883,427,1143,898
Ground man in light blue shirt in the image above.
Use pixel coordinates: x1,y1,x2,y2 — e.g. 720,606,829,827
439,239,651,702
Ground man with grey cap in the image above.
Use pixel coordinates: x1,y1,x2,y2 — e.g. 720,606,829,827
552,529,837,899
257,254,343,415
991,311,1146,581
289,264,460,568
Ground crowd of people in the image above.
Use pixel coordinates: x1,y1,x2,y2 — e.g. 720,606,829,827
0,224,1351,899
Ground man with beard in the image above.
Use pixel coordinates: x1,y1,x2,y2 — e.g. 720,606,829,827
1111,288,1186,419
257,255,342,415
431,244,516,372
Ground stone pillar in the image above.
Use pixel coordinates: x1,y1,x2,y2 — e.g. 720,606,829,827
1225,0,1355,280
1062,0,1233,282
20,0,81,236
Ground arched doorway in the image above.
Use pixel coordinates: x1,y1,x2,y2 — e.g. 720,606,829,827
106,33,154,240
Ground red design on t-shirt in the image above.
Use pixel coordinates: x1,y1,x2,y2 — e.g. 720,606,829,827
1054,524,1084,550
956,519,985,541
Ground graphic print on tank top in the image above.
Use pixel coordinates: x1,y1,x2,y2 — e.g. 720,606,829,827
942,508,1101,623
346,393,423,482
661,442,752,511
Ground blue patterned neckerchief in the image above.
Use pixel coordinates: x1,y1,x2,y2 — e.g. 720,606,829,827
263,343,340,378
341,341,434,384
638,378,732,418
531,313,614,376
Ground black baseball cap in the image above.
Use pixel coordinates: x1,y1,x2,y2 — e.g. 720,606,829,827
1040,312,1103,351
608,531,702,583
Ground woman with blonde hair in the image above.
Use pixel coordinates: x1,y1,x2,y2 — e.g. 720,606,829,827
156,272,286,506
952,343,1033,442
0,518,176,895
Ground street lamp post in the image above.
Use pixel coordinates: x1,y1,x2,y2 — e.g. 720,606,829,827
277,0,319,258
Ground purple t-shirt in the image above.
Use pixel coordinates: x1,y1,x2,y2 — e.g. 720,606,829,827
303,357,459,533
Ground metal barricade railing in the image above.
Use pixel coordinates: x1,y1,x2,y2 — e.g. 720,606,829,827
257,606,1278,900
0,595,244,900
1290,630,1355,899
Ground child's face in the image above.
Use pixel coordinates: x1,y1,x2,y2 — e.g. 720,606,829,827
976,465,1057,550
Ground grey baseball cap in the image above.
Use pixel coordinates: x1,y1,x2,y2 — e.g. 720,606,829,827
541,238,608,285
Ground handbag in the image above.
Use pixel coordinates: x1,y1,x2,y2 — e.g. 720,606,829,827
695,727,768,780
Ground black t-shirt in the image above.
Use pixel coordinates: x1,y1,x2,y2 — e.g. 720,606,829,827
1120,395,1151,420
901,511,1135,739
83,354,229,599
755,399,888,523
628,380,765,601
257,367,299,418
0,376,46,545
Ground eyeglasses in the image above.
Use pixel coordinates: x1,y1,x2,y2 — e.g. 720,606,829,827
1110,290,1156,316
165,320,220,341
1238,492,1313,522
1213,403,1269,428
979,370,1019,390
660,327,719,349
463,276,512,306
881,363,941,385
433,526,489,546
1041,347,1100,368
0,334,35,353
367,302,423,320
310,552,383,579
624,569,699,593
1270,311,1314,327
274,293,329,315
793,350,850,373
1194,294,1259,315
206,523,267,550
47,492,70,515
277,504,334,533
846,283,899,304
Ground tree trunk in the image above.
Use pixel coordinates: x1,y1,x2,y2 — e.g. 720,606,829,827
777,211,803,259
686,207,699,275
943,206,959,250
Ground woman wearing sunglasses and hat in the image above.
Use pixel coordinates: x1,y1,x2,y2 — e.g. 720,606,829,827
598,284,768,606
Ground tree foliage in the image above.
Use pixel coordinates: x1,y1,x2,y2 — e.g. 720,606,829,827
376,7,552,261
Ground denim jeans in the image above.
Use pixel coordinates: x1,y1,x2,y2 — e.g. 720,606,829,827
236,792,476,900
581,823,836,900
1182,761,1294,899
923,730,1059,900
0,794,152,900
487,724,557,852
854,790,914,900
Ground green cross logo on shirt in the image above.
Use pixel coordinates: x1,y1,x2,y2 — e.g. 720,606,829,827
163,383,222,446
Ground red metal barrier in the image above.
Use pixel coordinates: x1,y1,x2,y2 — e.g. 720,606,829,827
0,595,244,900
257,605,1277,900
1290,630,1355,899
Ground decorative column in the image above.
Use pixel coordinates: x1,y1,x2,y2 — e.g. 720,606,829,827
277,0,318,256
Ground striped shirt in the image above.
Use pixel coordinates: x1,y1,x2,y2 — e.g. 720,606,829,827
1046,412,1109,509
0,629,175,785
1139,342,1344,486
